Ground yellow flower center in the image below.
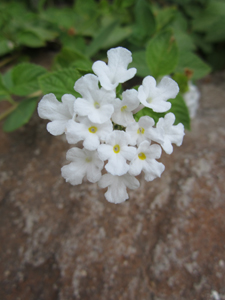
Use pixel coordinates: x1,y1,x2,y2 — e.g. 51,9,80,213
113,144,120,153
137,127,145,134
88,126,98,133
138,152,146,160
121,105,127,112
94,101,100,109
85,157,92,163
147,97,153,103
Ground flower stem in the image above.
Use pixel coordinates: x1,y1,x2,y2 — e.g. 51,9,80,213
0,103,18,121
7,96,17,105
0,54,19,68
27,90,43,98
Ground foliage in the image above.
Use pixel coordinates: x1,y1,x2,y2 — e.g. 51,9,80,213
1,0,223,132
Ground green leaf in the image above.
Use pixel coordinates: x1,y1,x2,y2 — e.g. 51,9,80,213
205,17,225,42
175,51,211,80
116,83,123,98
39,67,81,100
40,7,78,29
3,97,38,132
59,35,86,53
85,20,118,57
71,60,93,73
100,26,132,49
182,2,206,18
37,0,47,12
73,0,98,16
129,51,150,77
154,6,176,31
0,74,9,97
10,63,47,96
134,107,165,124
72,0,100,37
192,0,225,32
168,93,190,130
17,31,45,47
173,29,196,52
17,27,58,48
172,73,189,93
172,11,188,32
133,0,156,42
2,69,13,91
0,37,14,56
146,30,178,78
27,27,58,41
120,0,136,8
53,47,92,71
192,33,212,54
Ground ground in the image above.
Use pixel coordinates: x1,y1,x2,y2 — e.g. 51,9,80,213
0,72,225,300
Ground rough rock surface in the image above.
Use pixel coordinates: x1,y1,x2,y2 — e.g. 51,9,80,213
0,73,225,300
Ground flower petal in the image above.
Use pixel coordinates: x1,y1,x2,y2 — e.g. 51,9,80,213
92,47,137,90
98,173,140,204
74,98,93,116
83,134,100,151
143,160,165,181
74,74,99,100
47,120,68,136
61,162,86,185
105,154,129,176
157,76,179,101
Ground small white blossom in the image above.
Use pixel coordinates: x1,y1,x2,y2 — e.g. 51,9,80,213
38,93,76,135
183,81,200,118
61,147,104,185
98,130,136,176
92,47,137,91
98,173,140,204
126,116,157,146
65,118,113,150
111,89,140,126
150,113,185,154
138,76,179,113
129,141,165,181
74,74,115,123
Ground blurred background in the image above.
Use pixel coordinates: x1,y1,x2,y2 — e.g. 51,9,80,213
0,0,225,299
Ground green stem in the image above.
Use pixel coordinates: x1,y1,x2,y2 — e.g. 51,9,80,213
0,54,19,68
27,90,42,98
7,96,17,105
0,103,18,121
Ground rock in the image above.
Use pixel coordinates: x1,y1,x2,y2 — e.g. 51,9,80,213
0,72,225,300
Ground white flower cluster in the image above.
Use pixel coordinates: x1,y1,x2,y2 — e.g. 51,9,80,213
38,47,185,204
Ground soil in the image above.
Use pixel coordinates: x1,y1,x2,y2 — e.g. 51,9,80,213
0,72,225,300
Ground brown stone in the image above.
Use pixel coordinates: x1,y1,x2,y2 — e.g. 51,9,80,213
0,72,225,300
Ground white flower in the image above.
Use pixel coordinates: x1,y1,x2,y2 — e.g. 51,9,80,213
183,81,200,118
38,93,76,135
61,147,104,185
74,74,115,123
138,76,179,113
129,141,165,181
150,113,185,154
92,47,137,91
111,89,140,126
98,173,140,204
126,116,157,145
65,118,113,150
98,130,136,176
